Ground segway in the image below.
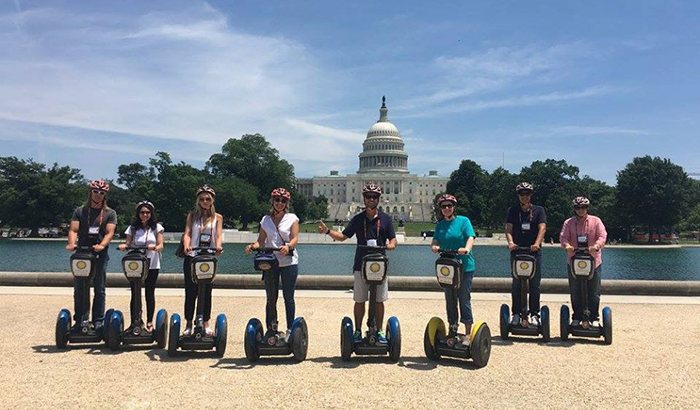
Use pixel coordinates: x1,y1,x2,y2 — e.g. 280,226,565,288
106,247,168,350
244,247,308,362
423,250,491,368
340,245,401,362
167,247,227,357
560,247,612,345
55,246,111,348
499,247,550,341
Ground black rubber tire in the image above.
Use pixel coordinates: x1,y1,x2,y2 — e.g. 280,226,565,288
292,319,308,362
540,305,550,342
560,305,570,341
499,304,510,340
470,323,492,368
167,315,180,357
340,317,353,362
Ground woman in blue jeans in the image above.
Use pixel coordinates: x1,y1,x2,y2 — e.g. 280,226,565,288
245,188,300,341
431,194,476,342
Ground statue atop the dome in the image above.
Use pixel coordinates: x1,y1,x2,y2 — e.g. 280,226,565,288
382,95,386,108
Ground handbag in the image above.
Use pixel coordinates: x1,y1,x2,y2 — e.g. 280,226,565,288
175,234,186,258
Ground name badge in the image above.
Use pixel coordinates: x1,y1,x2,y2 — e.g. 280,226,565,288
577,235,588,243
366,239,378,247
521,223,531,231
199,233,211,245
88,226,100,235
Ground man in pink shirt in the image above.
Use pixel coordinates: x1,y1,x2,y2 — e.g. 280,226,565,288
559,196,608,327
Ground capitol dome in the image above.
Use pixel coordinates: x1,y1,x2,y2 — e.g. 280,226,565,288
358,96,409,174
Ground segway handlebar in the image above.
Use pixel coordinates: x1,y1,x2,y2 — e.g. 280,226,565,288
357,244,387,250
514,246,535,253
254,247,282,252
191,247,223,255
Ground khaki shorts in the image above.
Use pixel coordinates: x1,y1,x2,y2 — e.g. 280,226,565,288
353,270,388,303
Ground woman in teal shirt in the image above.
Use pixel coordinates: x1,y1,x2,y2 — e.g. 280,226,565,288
431,194,476,339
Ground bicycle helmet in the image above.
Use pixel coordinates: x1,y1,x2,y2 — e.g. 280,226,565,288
362,182,382,195
135,200,155,212
437,194,457,205
196,185,216,197
515,182,534,193
572,196,591,207
270,188,291,200
89,179,110,192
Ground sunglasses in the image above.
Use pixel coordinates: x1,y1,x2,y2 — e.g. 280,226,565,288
273,197,288,204
363,195,379,200
140,210,151,215
91,189,106,196
574,206,588,210
517,191,532,196
440,204,454,209
199,197,212,202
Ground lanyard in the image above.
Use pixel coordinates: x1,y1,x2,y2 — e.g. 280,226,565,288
90,208,104,228
574,217,589,237
518,207,533,224
363,214,381,241
199,216,215,242
137,226,151,245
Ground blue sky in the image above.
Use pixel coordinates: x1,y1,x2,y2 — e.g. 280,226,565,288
1,1,698,185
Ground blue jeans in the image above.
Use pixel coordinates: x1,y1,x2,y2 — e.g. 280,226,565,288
73,252,108,324
444,270,475,325
264,264,299,330
568,264,602,321
511,252,542,316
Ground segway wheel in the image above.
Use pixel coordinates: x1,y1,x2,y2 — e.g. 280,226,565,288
291,318,308,362
602,307,613,345
340,316,353,362
560,305,570,341
55,309,71,349
244,318,263,362
499,304,510,340
540,305,550,342
155,309,168,348
167,313,181,356
423,317,444,360
386,316,401,363
215,314,227,358
108,310,123,351
469,321,492,368
103,308,114,346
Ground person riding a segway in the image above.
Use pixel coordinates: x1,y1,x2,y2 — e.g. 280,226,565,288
559,196,612,344
243,188,308,362
502,182,550,341
424,194,491,367
318,182,400,362
167,185,227,357
57,180,117,347
107,201,168,350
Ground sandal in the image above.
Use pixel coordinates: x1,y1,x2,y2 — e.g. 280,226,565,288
205,327,214,336
146,322,154,332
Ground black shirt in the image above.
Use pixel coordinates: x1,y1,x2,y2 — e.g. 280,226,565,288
506,204,547,248
342,211,396,271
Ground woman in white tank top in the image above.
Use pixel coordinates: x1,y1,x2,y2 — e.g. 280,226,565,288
182,185,223,336
245,188,300,341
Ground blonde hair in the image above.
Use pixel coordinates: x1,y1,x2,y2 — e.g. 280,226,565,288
192,192,216,226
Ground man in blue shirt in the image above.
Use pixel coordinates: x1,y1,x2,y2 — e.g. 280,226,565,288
318,183,397,342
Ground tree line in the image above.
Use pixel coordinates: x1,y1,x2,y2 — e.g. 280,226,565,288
445,157,700,242
0,134,329,235
1,133,699,242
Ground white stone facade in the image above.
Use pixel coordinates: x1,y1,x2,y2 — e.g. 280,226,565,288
297,97,448,222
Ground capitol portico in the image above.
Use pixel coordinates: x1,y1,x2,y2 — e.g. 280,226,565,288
297,97,448,222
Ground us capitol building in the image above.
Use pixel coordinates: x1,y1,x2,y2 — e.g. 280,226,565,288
297,97,448,222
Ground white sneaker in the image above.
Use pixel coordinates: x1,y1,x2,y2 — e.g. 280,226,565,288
529,315,540,327
591,320,601,328
510,314,520,325
183,326,192,336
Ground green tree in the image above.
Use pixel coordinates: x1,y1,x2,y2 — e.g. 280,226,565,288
149,152,208,231
207,134,296,202
0,157,84,235
616,156,691,242
482,167,519,230
519,159,581,241
445,159,488,226
117,162,155,201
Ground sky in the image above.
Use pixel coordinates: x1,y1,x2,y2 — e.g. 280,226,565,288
1,1,699,185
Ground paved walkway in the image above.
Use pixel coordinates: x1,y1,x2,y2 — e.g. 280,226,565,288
3,287,699,409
